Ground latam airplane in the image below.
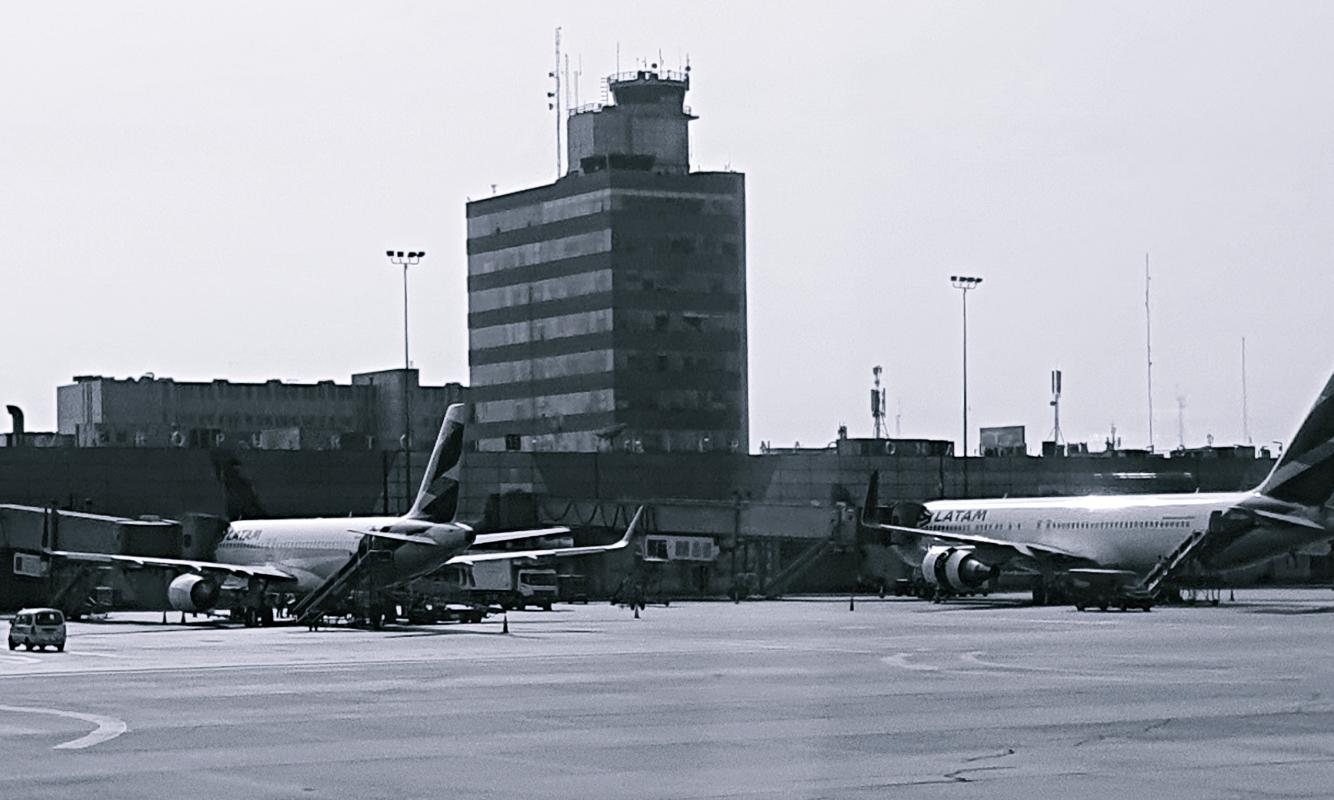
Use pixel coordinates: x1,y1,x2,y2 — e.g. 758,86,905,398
51,404,641,625
861,371,1334,602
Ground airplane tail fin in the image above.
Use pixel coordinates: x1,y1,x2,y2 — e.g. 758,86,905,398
1257,371,1334,507
861,470,881,526
405,404,466,524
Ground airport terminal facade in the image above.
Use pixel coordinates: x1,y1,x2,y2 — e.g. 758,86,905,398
1,69,1321,610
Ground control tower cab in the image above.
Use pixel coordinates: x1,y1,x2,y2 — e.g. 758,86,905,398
566,69,696,176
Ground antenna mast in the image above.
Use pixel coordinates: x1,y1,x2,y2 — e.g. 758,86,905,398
871,366,887,439
547,27,563,178
1241,336,1251,444
1049,369,1064,447
1145,253,1155,452
1176,393,1187,450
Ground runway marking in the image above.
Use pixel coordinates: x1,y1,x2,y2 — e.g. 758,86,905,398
0,704,128,750
960,650,1081,673
0,655,42,664
881,652,940,671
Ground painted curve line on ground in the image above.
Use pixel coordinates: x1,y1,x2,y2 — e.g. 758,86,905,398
0,704,129,750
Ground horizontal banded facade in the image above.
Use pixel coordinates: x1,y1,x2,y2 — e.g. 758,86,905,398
466,170,747,453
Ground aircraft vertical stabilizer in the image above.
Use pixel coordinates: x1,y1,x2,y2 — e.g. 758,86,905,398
406,403,467,524
1258,371,1334,507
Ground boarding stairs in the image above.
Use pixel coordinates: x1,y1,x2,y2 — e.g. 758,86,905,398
292,540,397,625
48,564,115,618
762,502,859,599
762,538,839,599
1140,529,1209,598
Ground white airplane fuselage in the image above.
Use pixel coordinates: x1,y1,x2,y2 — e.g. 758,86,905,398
214,517,471,593
913,490,1328,575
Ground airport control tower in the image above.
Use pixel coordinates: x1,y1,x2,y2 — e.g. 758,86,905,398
466,69,748,454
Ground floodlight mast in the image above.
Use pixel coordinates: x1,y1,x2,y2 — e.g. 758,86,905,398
950,275,983,496
386,250,426,510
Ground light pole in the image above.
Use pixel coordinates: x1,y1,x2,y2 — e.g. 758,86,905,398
386,250,425,510
950,275,982,496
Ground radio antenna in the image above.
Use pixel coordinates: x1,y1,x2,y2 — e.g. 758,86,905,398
1145,253,1155,452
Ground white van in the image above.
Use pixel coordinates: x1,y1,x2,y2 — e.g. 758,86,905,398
8,608,66,652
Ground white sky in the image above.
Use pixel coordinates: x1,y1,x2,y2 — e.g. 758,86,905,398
2,1,1332,454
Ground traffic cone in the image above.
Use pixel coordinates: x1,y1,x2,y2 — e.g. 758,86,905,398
501,614,509,634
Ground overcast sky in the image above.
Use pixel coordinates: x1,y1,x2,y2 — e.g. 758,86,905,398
3,1,1332,454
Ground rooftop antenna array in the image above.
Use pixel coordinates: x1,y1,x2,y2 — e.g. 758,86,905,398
1049,369,1064,446
871,366,887,439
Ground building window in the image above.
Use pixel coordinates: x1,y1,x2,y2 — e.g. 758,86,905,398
505,434,522,451
654,313,669,332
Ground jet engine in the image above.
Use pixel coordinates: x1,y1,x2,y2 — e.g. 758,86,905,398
168,573,221,612
921,545,997,592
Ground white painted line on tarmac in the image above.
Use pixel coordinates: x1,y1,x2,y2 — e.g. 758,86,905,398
881,652,941,671
0,704,129,750
0,654,42,664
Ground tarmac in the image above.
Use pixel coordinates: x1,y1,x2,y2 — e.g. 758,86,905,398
3,590,1334,800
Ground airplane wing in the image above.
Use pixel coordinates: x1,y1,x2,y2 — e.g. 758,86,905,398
470,526,572,546
48,550,296,581
346,529,448,546
859,470,1089,568
448,509,641,566
858,520,1088,563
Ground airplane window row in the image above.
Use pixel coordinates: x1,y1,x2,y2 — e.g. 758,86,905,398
1041,519,1194,530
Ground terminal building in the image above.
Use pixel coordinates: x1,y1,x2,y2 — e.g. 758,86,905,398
2,64,1317,607
465,69,747,454
56,370,465,451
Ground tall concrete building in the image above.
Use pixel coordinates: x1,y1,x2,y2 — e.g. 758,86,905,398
466,69,747,454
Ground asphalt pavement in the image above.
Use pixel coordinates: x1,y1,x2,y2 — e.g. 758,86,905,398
3,590,1334,799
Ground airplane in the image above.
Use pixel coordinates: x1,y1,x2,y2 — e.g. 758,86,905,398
47,404,643,626
861,370,1334,603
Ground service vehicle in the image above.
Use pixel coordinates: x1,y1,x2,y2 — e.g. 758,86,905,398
463,560,559,610
8,608,67,651
1063,569,1154,611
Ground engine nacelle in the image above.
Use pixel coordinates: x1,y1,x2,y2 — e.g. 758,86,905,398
168,573,221,612
921,546,996,591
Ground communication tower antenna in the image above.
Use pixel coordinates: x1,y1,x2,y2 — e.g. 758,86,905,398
1241,336,1251,444
574,55,582,108
1176,392,1187,450
547,27,563,177
1049,369,1064,446
1145,253,1155,452
871,366,887,439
